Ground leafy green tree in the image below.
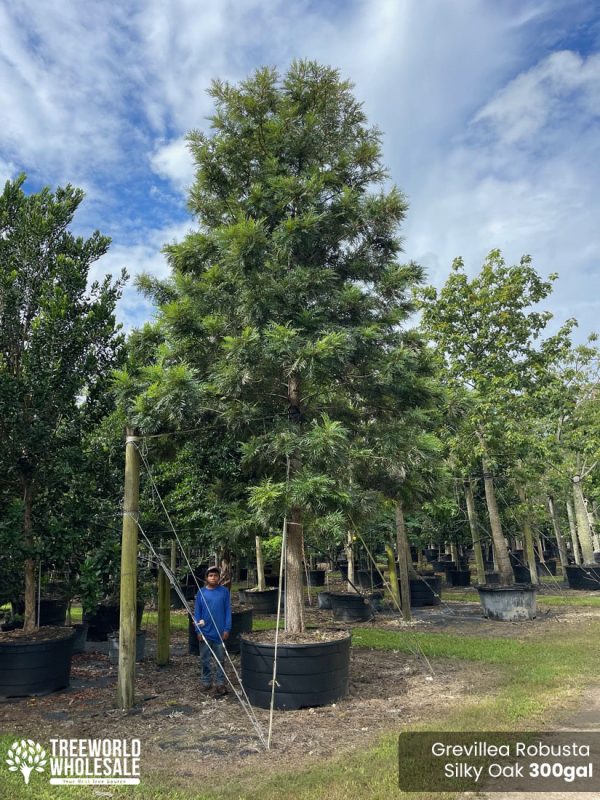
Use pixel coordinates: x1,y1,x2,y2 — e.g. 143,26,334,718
420,250,574,585
137,62,433,632
0,175,125,631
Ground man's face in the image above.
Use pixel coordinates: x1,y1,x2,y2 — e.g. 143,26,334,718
206,570,220,587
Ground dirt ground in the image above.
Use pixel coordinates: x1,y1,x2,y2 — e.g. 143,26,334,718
0,597,598,792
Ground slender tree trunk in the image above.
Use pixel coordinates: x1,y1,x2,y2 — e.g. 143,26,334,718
566,498,581,564
395,499,417,579
285,508,304,634
464,480,486,584
255,536,266,591
547,495,568,571
536,534,546,564
385,541,402,613
344,531,356,591
285,372,306,632
516,486,538,585
481,457,513,585
22,479,37,633
395,501,412,622
589,504,600,551
573,476,595,565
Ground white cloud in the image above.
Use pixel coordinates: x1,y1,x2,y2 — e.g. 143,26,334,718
150,138,194,192
90,220,192,330
1,0,599,340
474,50,600,144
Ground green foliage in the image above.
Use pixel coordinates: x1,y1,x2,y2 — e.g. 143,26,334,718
122,62,435,594
0,175,126,620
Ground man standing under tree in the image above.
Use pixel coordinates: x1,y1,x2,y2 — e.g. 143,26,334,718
194,566,232,696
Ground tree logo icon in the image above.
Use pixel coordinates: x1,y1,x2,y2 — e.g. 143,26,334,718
6,740,47,784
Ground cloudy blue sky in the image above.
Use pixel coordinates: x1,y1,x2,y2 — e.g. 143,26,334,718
1,0,599,340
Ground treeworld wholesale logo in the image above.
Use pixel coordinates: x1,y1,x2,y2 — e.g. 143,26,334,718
6,740,47,784
5,738,141,785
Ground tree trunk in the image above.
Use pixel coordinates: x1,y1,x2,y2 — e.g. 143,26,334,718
255,536,266,591
516,486,538,585
395,501,412,622
547,495,568,571
573,477,595,565
285,508,304,634
450,541,459,564
395,499,417,579
344,531,356,591
535,534,546,564
589,504,600,551
566,498,581,564
22,479,37,633
385,541,402,613
285,372,305,632
464,480,486,584
481,457,513,585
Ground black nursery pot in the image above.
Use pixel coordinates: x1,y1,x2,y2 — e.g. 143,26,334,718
400,576,441,607
512,565,532,583
304,569,326,587
240,633,351,709
446,569,471,587
564,565,600,591
188,608,253,655
317,591,333,610
238,589,280,614
356,570,384,590
0,629,77,697
329,593,374,622
69,623,89,654
171,585,196,609
539,559,557,576
484,572,501,585
83,602,145,641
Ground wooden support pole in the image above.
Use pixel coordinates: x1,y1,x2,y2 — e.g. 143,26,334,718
117,428,140,710
156,565,170,666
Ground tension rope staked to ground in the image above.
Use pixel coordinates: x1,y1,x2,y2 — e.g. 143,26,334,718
348,518,435,677
130,440,268,749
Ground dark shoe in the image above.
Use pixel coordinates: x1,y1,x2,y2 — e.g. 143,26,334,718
200,684,212,693
214,685,228,696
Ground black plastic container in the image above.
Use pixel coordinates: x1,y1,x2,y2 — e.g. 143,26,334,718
240,633,351,709
188,608,253,655
304,569,326,587
83,602,145,641
538,559,557,576
0,628,77,697
484,572,501,585
400,576,441,607
564,565,600,590
356,570,384,590
317,591,333,610
512,565,532,583
238,589,280,614
446,569,471,587
329,593,374,622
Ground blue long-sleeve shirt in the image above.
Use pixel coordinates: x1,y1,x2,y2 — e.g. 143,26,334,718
193,585,232,643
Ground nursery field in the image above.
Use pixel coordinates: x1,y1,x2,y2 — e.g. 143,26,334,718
1,592,600,800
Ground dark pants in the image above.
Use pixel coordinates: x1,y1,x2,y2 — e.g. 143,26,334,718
199,640,226,687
